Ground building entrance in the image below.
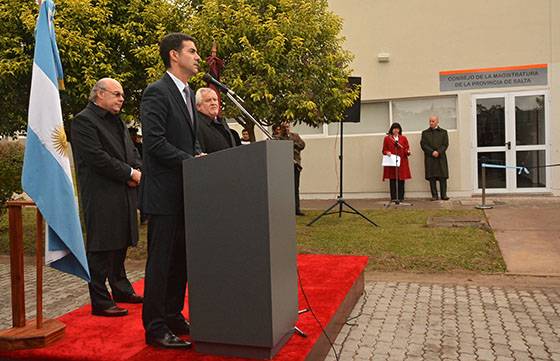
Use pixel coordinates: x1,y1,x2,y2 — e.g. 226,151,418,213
473,91,548,192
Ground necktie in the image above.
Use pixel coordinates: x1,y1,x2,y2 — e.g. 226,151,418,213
183,86,194,125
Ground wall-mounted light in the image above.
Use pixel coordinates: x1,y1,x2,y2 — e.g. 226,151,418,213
377,53,390,63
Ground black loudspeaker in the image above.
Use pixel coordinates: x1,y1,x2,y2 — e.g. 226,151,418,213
344,76,361,123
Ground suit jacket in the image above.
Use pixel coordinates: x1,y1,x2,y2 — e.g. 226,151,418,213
71,102,142,252
196,112,236,153
382,134,411,180
276,131,305,168
139,73,200,215
420,127,449,179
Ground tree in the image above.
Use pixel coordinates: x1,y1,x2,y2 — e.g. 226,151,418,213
0,0,192,137
188,0,358,135
0,141,24,213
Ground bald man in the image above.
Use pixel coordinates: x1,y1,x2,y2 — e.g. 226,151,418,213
71,78,143,317
420,115,449,200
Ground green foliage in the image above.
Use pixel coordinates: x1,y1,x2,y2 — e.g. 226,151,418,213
1,0,357,135
188,0,358,127
0,141,24,212
0,0,192,136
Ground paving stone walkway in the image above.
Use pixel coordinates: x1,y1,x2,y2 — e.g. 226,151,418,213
2,263,560,361
0,262,143,329
327,281,560,361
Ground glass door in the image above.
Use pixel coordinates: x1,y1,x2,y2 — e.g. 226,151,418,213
514,94,547,189
473,91,548,192
475,96,507,190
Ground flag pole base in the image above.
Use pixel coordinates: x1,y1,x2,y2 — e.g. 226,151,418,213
0,319,65,351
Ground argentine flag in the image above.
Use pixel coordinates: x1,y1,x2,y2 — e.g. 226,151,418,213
22,0,90,282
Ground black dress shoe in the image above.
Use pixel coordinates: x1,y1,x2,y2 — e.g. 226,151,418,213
431,197,439,201
92,305,128,317
113,293,143,304
296,211,305,216
168,320,190,335
146,332,191,349
441,196,450,201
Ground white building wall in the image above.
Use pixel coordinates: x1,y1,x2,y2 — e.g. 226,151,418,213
298,0,559,198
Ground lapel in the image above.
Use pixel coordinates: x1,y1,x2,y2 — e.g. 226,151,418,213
162,73,195,134
220,117,236,147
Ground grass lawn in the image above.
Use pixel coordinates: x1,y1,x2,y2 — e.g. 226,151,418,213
0,208,506,273
296,209,505,273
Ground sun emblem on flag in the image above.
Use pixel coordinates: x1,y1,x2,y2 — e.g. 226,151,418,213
51,126,68,157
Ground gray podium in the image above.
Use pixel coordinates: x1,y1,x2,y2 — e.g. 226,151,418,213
182,140,298,359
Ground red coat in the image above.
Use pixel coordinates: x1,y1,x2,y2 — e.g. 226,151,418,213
382,135,412,180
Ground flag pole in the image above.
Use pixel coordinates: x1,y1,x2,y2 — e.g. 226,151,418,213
0,202,65,351
36,211,44,329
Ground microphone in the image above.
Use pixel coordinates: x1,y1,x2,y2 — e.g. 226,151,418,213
202,73,237,96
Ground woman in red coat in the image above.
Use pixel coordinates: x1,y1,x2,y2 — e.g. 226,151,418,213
382,122,411,201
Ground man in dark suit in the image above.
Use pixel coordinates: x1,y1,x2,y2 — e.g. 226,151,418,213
139,33,203,349
195,87,236,153
275,121,306,215
420,115,450,200
71,78,143,318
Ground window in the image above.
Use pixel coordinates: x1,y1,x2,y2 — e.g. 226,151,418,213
391,97,457,132
291,96,457,137
328,102,390,135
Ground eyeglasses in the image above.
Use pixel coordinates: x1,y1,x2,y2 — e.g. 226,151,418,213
99,86,125,98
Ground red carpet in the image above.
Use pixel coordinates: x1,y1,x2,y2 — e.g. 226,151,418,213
0,254,368,361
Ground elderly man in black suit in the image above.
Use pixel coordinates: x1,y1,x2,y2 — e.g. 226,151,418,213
195,87,236,153
71,78,143,318
139,33,204,349
420,115,450,200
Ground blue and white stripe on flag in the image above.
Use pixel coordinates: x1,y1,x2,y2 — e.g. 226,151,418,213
22,0,90,282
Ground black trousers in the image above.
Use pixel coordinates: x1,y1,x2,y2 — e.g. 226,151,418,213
142,214,188,338
294,165,302,214
389,179,405,201
87,248,134,311
429,177,447,198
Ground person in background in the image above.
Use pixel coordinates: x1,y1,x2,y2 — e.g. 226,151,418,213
272,124,281,138
420,115,449,201
382,122,411,202
71,78,143,318
240,128,251,145
129,127,143,158
276,121,306,216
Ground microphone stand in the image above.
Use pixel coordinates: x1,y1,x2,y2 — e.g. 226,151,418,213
224,92,273,140
307,118,378,226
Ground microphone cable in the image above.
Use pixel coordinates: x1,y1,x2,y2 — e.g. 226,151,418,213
296,266,340,361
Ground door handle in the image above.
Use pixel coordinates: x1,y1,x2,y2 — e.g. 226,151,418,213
505,141,511,150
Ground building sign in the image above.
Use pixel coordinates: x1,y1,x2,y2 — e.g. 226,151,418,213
440,64,547,91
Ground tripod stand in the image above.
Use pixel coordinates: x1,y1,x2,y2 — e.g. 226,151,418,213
307,119,378,227
384,137,412,207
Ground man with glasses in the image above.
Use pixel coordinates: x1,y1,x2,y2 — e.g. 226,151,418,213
71,78,143,318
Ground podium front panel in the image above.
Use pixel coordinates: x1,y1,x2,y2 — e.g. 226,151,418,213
183,140,297,356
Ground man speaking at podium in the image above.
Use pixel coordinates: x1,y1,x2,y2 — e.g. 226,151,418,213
139,33,204,349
